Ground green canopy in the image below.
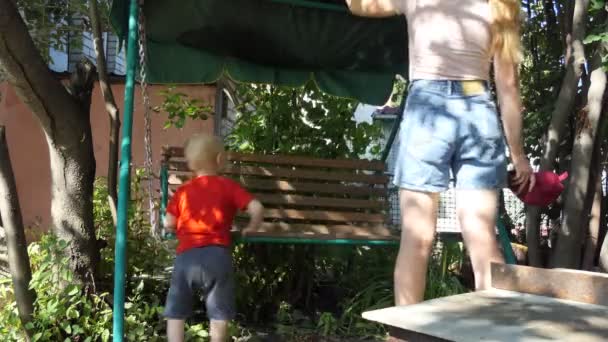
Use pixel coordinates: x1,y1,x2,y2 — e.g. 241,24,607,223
110,0,407,105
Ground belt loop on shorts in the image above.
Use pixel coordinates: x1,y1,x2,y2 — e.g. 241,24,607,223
447,80,453,95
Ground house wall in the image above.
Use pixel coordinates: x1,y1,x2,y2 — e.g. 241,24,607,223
0,80,216,237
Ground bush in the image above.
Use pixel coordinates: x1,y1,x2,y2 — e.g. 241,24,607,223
232,241,467,340
0,233,165,341
0,175,170,341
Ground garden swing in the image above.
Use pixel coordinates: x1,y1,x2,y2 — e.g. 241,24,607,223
129,1,403,245
126,0,413,246
110,0,517,340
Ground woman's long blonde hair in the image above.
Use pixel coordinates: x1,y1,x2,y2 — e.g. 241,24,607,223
489,0,522,64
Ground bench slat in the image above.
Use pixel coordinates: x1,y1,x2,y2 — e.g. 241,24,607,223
255,208,385,223
229,152,385,171
234,221,395,237
169,178,388,197
167,162,389,184
253,193,384,210
162,148,385,171
242,231,399,241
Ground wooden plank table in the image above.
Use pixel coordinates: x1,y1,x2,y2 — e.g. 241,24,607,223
363,265,608,341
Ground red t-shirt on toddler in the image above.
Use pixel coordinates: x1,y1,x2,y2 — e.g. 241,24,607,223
166,175,254,254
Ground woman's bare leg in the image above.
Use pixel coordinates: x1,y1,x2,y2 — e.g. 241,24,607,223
456,190,505,290
394,189,439,306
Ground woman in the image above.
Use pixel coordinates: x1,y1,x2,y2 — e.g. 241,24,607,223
346,0,534,305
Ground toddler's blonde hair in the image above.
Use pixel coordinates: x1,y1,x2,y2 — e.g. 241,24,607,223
184,133,224,171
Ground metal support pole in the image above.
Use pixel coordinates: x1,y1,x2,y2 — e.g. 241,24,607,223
112,0,139,339
160,162,173,238
380,97,405,163
497,217,517,264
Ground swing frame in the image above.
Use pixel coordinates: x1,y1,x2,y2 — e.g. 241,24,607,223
112,1,516,340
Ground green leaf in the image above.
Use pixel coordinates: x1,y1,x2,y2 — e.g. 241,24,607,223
32,333,42,342
62,322,72,334
58,240,68,249
66,307,80,319
590,0,606,10
583,33,608,44
72,324,84,335
136,280,145,292
67,285,80,296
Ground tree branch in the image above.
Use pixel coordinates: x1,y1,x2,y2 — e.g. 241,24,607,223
0,0,82,135
525,0,591,267
0,126,36,337
540,0,590,171
90,0,120,209
552,26,607,268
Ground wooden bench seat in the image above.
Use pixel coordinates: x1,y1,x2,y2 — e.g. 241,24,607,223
363,264,608,341
161,147,399,243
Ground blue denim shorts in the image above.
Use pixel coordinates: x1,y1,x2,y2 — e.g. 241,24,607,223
393,80,507,192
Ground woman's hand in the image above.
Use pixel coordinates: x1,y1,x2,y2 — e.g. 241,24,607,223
345,0,399,17
511,155,535,195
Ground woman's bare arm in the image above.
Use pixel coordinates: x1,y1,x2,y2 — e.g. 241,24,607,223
494,55,534,192
345,0,398,17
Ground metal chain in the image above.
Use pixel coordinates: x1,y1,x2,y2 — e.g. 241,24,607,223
137,1,158,238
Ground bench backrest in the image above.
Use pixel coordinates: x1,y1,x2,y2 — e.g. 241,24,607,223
161,147,394,239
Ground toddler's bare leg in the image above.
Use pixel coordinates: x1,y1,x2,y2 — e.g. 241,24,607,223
167,319,185,342
210,320,229,342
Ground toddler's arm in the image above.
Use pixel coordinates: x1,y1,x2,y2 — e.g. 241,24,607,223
242,199,264,235
164,213,177,233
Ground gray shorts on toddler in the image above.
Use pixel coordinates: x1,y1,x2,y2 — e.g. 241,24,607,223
163,246,235,321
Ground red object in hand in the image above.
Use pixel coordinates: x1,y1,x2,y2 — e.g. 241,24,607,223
508,171,568,207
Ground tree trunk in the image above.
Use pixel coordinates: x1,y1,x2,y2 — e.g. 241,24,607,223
600,158,608,272
551,43,606,268
0,126,36,338
582,169,602,270
600,219,608,272
600,162,608,272
0,223,8,278
0,0,100,285
525,0,590,267
525,207,543,266
89,0,120,222
0,90,8,279
583,82,608,270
